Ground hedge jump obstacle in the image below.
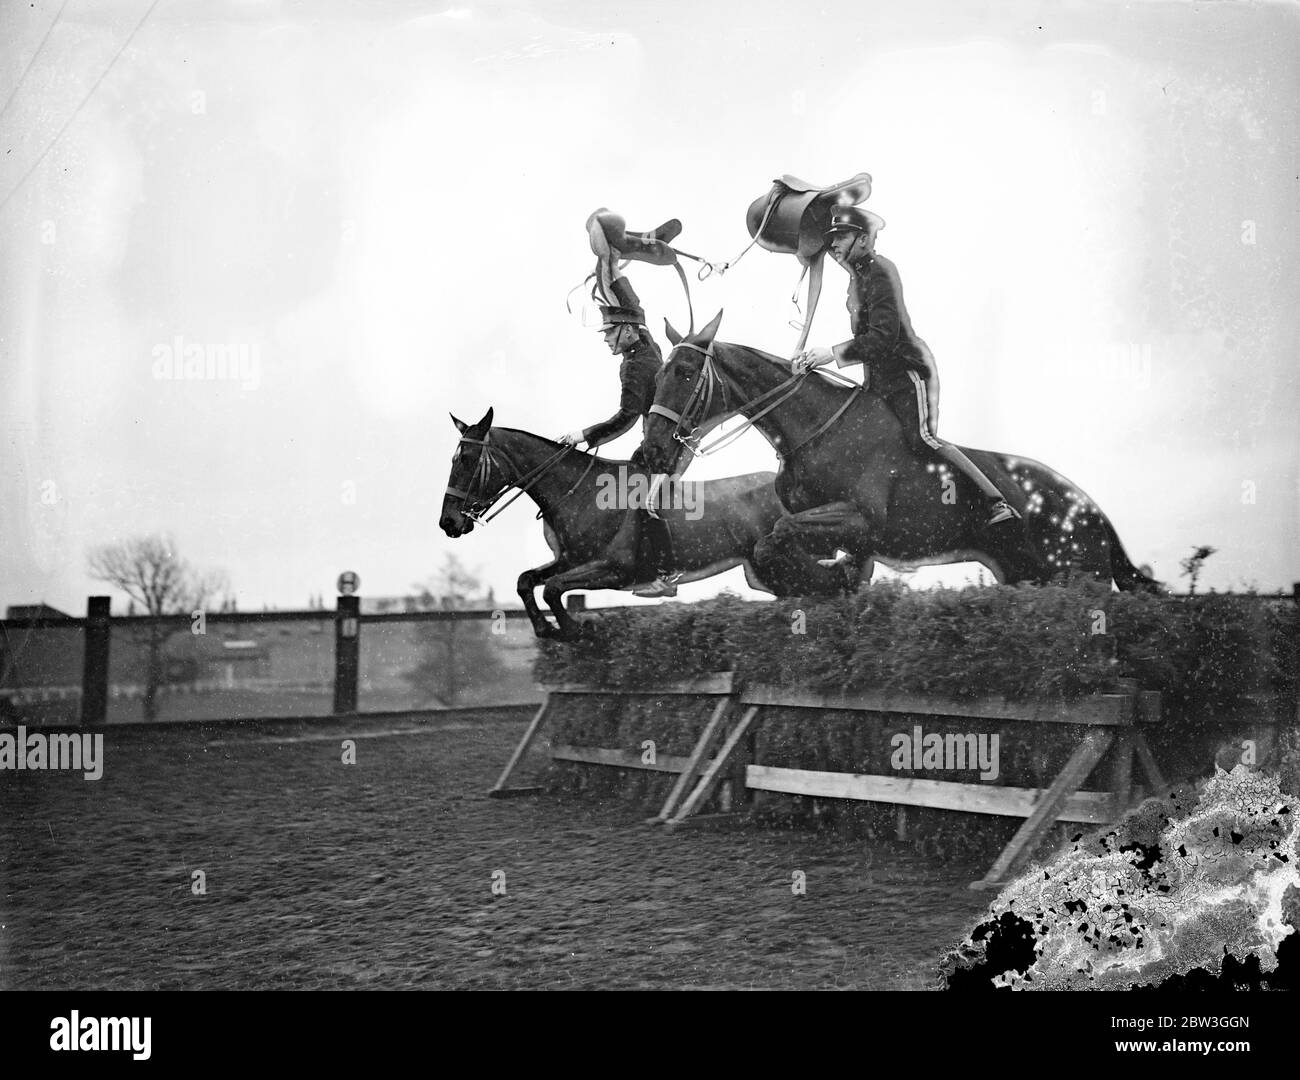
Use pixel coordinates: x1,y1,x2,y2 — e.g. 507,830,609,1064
489,672,1169,888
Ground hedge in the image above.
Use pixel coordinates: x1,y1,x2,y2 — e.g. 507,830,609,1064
537,580,1298,715
534,582,1299,846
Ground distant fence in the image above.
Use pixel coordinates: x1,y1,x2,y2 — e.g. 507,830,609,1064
0,596,583,726
3,588,1296,726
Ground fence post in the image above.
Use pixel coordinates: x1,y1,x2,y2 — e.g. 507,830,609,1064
333,594,360,714
81,596,111,726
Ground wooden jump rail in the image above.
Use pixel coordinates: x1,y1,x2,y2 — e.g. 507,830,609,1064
489,672,1169,888
734,683,1167,890
488,672,739,811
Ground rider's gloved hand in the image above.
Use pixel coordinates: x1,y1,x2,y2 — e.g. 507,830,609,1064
792,346,835,374
558,430,587,448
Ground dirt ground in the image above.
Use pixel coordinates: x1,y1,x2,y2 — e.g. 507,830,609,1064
0,712,993,990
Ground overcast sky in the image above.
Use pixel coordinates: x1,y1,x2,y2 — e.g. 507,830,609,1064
1,0,1297,613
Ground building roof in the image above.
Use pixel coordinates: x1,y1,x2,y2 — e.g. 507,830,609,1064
4,603,73,619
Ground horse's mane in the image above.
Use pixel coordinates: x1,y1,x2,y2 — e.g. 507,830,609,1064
716,340,791,371
493,425,560,446
491,426,633,466
713,340,859,393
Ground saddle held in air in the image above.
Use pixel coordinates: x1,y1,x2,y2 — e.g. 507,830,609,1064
586,208,694,333
587,209,683,266
744,173,873,353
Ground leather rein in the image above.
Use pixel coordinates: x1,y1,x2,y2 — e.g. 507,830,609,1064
648,342,862,462
444,433,596,525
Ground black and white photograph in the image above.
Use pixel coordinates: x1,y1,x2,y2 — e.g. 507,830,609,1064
1,0,1297,1033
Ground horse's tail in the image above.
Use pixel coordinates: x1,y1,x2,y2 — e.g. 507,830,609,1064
1103,517,1162,592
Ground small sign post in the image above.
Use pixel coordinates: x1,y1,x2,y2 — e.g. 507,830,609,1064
80,596,111,726
334,572,361,714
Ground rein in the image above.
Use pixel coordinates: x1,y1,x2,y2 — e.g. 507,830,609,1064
672,186,781,280
446,433,593,525
650,343,862,461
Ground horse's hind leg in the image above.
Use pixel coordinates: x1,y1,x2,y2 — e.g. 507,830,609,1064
740,560,776,596
983,533,1049,585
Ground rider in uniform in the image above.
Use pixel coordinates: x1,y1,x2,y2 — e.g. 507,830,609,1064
792,206,1020,527
558,212,681,598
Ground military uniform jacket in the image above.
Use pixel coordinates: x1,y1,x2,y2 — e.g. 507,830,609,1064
582,329,664,447
832,251,936,392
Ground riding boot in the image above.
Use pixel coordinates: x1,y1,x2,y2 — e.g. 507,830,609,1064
631,506,679,598
933,444,1022,524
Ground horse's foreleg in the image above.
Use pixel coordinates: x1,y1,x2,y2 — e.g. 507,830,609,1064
752,538,860,597
517,560,564,637
541,558,635,639
754,502,877,597
771,501,877,559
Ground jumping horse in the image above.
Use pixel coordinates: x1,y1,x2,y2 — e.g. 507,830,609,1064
439,408,857,640
640,313,1159,591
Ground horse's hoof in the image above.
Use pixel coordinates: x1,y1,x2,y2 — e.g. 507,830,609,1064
840,562,861,593
550,621,593,644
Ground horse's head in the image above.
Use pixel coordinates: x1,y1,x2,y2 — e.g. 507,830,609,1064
643,310,727,476
440,406,496,536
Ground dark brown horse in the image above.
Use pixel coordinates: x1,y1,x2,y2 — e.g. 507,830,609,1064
439,408,855,639
640,314,1159,591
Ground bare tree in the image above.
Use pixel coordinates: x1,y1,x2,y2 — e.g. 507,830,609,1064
403,553,504,706
87,534,228,720
1179,545,1217,596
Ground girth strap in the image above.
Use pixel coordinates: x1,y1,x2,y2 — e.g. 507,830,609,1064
791,252,825,356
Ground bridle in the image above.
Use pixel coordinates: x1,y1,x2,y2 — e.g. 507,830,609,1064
647,342,730,455
444,432,594,525
648,342,862,462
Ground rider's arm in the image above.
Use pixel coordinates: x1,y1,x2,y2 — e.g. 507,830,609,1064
581,407,640,448
582,340,661,447
833,260,901,368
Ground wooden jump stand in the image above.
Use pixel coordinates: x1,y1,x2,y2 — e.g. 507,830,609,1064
489,672,1167,889
488,672,740,812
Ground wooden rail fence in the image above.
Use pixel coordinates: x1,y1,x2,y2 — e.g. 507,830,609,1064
491,672,1174,888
